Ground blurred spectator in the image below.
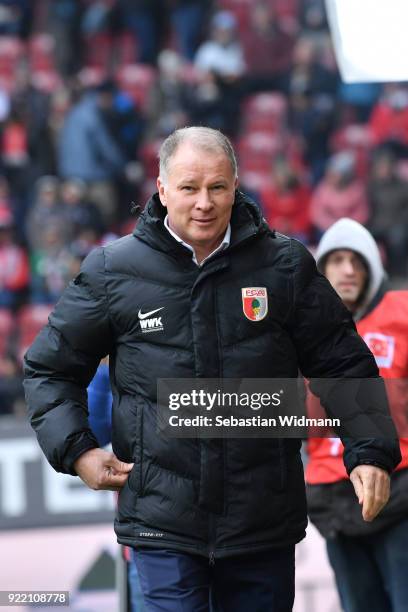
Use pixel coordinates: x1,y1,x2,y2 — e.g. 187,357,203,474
62,231,101,283
28,179,103,304
167,0,208,62
300,0,328,33
60,178,105,240
100,79,146,220
307,219,408,612
186,69,241,137
194,10,246,79
47,84,74,155
369,85,408,156
259,155,312,243
151,49,191,136
119,0,208,65
12,66,56,180
1,106,30,234
191,11,246,136
282,36,338,183
58,84,126,226
1,106,28,169
119,0,164,65
299,1,337,74
103,83,145,163
299,0,329,53
81,0,118,37
367,150,408,276
240,0,295,77
25,176,67,251
48,0,84,76
0,0,33,39
310,151,369,238
0,206,29,308
29,223,70,304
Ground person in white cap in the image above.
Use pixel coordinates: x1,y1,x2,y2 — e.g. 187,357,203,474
194,10,246,79
307,218,408,612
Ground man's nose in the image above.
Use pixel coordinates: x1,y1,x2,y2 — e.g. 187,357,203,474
195,189,214,210
342,261,355,275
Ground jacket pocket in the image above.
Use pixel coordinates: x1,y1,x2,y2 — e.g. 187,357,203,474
129,399,144,494
112,394,144,494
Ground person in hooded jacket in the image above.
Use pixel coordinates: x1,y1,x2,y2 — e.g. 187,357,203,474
23,128,401,612
307,218,408,612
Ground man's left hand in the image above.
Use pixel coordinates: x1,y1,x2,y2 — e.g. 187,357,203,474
349,465,390,521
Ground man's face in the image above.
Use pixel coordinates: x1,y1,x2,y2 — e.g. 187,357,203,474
324,249,368,310
157,142,237,260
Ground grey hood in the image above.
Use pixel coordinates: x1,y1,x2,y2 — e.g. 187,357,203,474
315,218,385,320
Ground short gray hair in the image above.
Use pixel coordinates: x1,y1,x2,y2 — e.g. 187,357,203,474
159,126,238,183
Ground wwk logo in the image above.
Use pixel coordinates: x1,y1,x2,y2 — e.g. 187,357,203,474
138,307,164,333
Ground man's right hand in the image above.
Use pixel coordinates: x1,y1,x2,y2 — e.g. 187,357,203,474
349,464,390,522
74,448,134,491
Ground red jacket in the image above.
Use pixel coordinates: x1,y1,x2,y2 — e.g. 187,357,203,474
370,102,408,146
260,184,311,238
306,291,408,484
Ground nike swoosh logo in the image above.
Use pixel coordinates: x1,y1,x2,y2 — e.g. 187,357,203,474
138,307,164,320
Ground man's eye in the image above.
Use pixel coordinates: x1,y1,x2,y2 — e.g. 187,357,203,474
182,186,194,191
212,185,224,190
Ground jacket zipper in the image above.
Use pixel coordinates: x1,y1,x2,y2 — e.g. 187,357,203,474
208,512,216,565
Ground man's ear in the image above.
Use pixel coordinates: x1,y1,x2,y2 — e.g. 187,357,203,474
157,177,167,207
232,176,239,202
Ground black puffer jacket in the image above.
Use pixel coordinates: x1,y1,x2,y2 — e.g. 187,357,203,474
24,192,401,559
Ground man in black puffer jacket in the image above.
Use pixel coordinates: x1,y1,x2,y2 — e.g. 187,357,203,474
24,127,401,612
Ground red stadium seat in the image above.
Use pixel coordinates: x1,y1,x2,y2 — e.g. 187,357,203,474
0,308,14,357
243,93,288,133
238,132,284,173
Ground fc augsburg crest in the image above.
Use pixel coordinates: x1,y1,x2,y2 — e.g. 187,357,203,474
242,287,268,321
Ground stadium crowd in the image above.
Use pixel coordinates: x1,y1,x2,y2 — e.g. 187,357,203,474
1,0,408,417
